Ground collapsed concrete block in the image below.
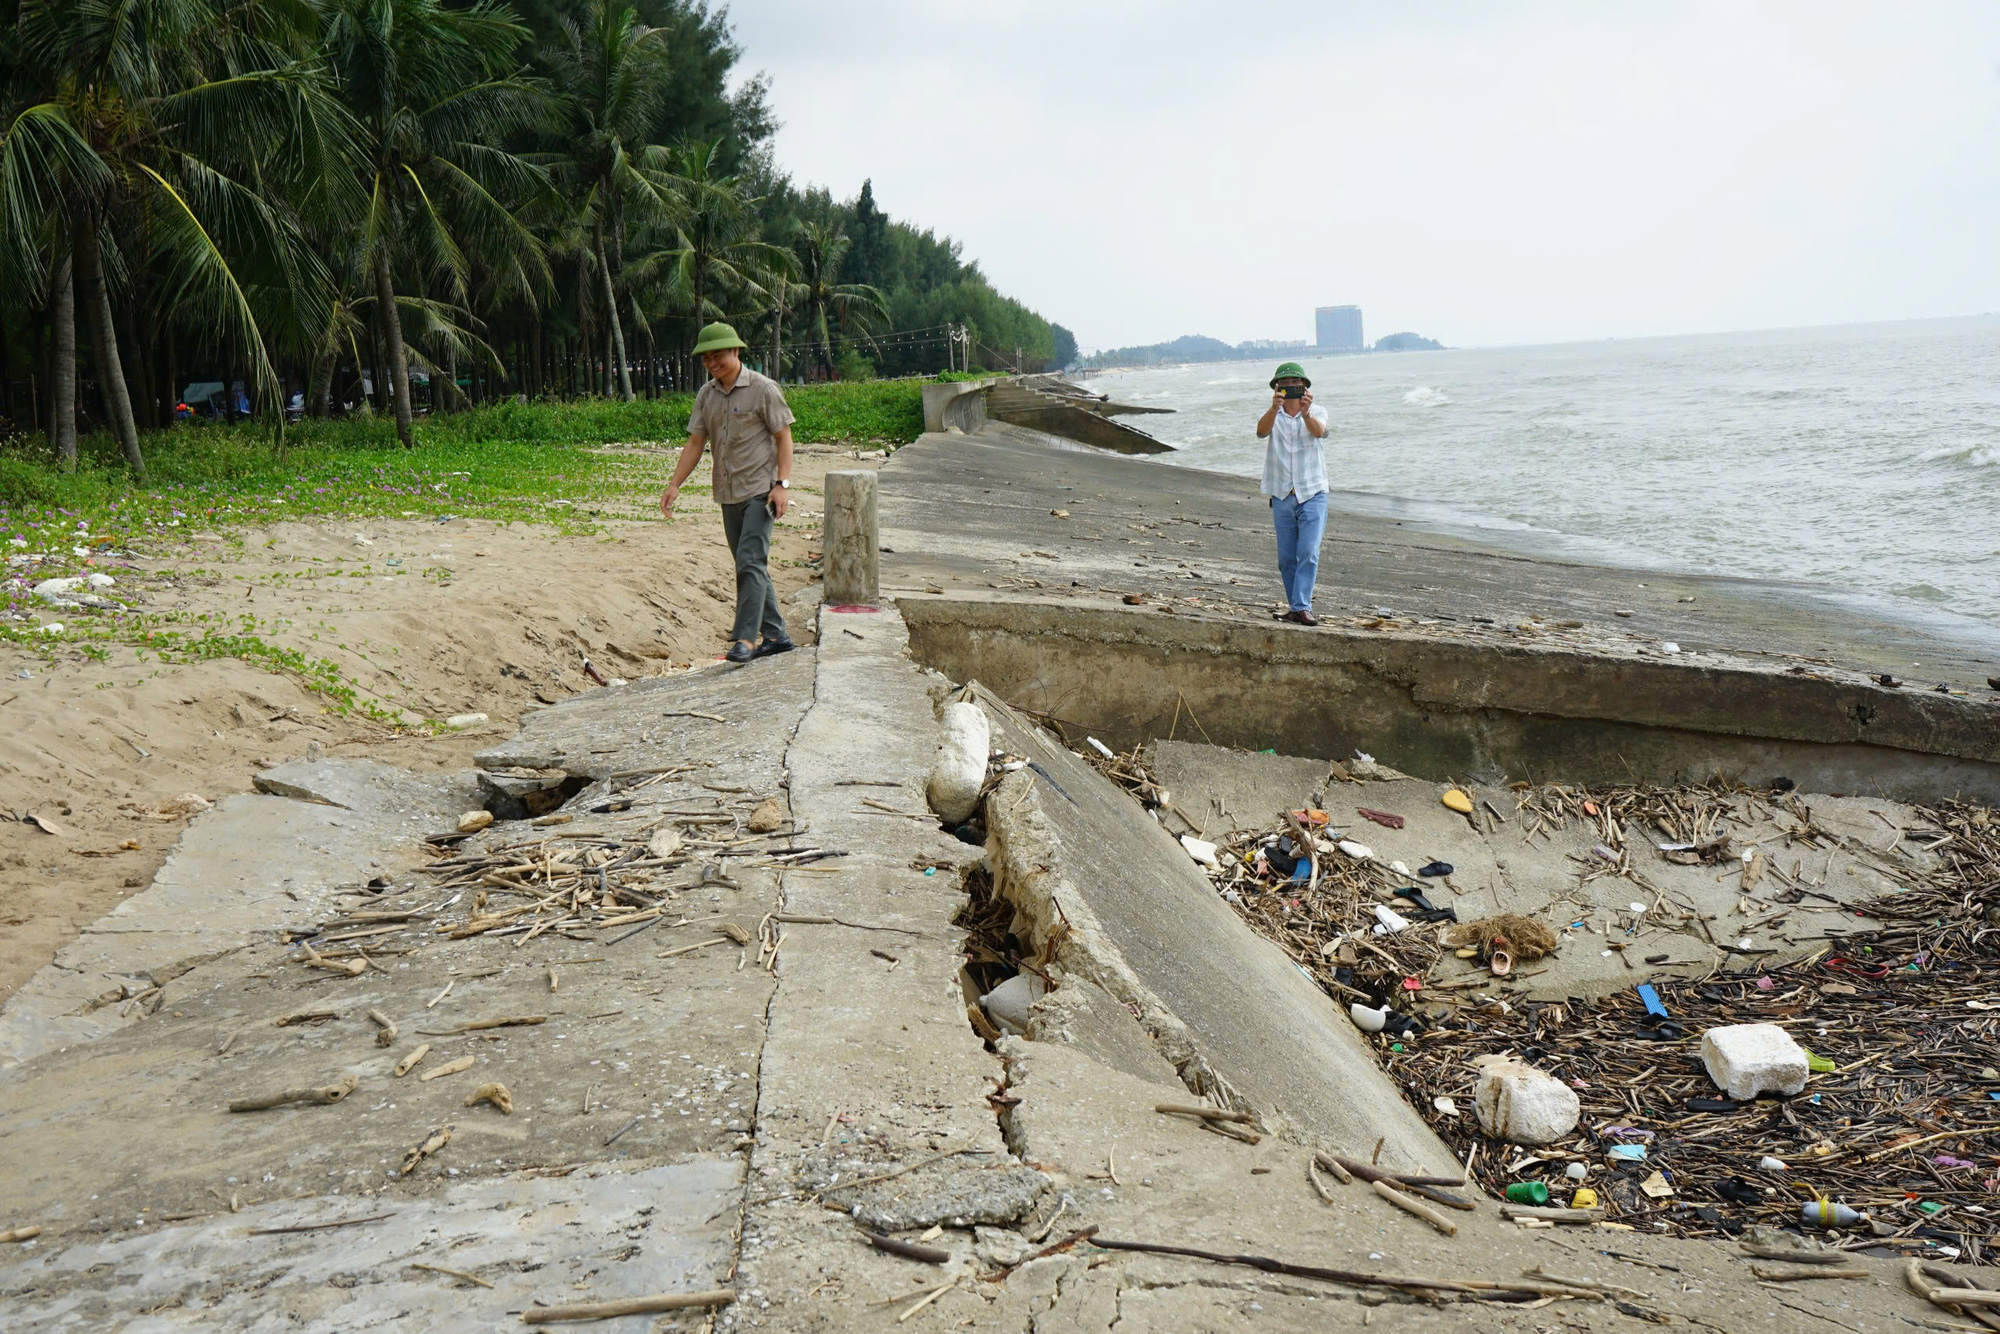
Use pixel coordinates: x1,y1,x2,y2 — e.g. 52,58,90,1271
1700,1023,1809,1100
927,701,989,824
1473,1057,1580,1145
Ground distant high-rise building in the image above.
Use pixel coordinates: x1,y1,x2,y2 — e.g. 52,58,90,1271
1316,305,1363,351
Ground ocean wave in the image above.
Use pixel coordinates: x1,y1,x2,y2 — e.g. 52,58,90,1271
1403,385,1451,407
1920,442,1999,468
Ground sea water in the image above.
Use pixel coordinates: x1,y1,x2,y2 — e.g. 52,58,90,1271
1095,317,2000,633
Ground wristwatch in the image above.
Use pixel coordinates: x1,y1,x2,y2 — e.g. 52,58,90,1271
773,479,788,488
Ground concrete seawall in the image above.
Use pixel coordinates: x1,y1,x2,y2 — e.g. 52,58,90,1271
875,429,2000,802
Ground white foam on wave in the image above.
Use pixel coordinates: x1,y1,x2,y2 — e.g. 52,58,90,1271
1402,385,1451,407
1919,441,1999,468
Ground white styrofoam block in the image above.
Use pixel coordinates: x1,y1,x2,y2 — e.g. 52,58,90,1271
926,701,990,824
1473,1057,1581,1145
980,972,1048,1036
1700,1023,1809,1100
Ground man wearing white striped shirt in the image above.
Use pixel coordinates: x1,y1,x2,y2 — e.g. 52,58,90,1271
1256,361,1331,625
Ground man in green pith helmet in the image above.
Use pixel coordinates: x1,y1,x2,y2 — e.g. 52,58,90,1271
1256,360,1330,625
661,323,797,664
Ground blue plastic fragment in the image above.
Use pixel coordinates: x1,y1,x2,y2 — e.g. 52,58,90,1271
1290,859,1312,883
1636,983,1668,1019
1608,1144,1649,1162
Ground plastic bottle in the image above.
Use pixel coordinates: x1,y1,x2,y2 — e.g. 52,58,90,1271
1504,1182,1550,1205
1758,1156,1788,1172
1801,1200,1863,1228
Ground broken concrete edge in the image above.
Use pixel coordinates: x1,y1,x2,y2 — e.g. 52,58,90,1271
900,594,2000,804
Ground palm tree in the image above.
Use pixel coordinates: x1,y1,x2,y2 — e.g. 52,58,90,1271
321,0,551,446
538,0,680,402
791,221,886,380
648,139,784,338
7,0,351,476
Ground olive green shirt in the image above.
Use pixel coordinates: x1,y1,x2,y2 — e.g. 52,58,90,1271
690,367,795,506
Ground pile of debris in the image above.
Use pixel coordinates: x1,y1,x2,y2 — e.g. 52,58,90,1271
1076,742,2000,1263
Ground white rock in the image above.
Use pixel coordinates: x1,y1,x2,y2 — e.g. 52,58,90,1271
925,701,989,824
444,712,488,729
1700,1023,1809,1100
1371,903,1411,934
1336,839,1374,861
1179,835,1220,868
457,810,495,833
980,972,1047,1036
1473,1057,1581,1145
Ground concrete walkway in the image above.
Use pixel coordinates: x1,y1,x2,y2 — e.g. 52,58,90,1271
0,600,1965,1333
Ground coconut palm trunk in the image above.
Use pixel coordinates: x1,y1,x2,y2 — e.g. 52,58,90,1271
50,252,78,470
73,213,145,478
373,249,415,447
596,229,632,401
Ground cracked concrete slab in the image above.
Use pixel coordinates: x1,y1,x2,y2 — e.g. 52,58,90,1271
4,1160,740,1332
0,761,479,1068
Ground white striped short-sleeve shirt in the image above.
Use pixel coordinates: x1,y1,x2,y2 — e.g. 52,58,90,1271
1260,405,1329,500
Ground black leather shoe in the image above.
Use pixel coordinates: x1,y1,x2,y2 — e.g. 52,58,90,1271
725,640,757,664
754,637,796,658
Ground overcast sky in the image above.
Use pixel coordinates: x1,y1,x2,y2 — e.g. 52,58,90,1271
731,1,2000,351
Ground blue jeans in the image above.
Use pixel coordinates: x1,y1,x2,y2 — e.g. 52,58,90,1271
1271,491,1327,612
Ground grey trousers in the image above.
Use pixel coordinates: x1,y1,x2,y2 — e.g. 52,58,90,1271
720,499,788,645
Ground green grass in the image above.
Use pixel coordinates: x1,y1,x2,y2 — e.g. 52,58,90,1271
0,379,928,721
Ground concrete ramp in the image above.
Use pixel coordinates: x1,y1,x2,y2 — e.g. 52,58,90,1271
970,688,1457,1175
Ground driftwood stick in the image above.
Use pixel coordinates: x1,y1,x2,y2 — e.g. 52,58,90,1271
418,1055,475,1082
1087,1239,1594,1300
1906,1261,2000,1308
1306,1154,1337,1204
228,1075,359,1112
246,1211,395,1236
896,1277,959,1323
1739,1240,1849,1265
410,1261,494,1288
858,1228,950,1264
987,1225,1101,1282
1751,1262,1870,1282
366,1009,397,1047
520,1289,736,1324
1500,1203,1605,1223
394,1044,431,1077
1329,1155,1464,1188
0,1226,44,1243
1523,1266,1651,1299
1371,1179,1458,1236
1154,1102,1253,1124
1312,1151,1354,1185
416,1015,546,1036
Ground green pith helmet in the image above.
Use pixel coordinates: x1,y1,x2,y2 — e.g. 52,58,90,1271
1270,361,1310,388
692,322,748,354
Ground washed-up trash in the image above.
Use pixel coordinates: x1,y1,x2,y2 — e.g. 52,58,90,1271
1801,1047,1837,1074
1504,1182,1550,1205
1179,835,1220,869
1685,1098,1741,1113
1356,807,1405,829
1443,914,1558,967
928,701,990,823
1440,789,1473,814
1639,1170,1675,1199
1715,1176,1763,1204
980,972,1048,1036
1564,1162,1588,1181
1758,1156,1788,1171
1933,1155,1976,1169
1607,1144,1648,1162
1473,1056,1580,1144
1390,859,1412,877
1432,1095,1458,1116
1635,983,1668,1018
1800,1200,1864,1228
1336,839,1374,861
1290,808,1330,826
1701,1023,1810,1100
1371,904,1411,934
1350,1003,1388,1033
1418,860,1453,877
1570,1187,1599,1209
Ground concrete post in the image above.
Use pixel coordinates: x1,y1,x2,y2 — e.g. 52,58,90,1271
822,470,879,607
